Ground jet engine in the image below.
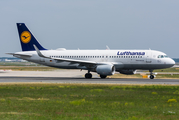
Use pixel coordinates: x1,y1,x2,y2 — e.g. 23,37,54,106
119,70,136,75
96,64,115,75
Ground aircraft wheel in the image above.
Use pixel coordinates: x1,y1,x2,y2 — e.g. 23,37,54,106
85,73,92,79
150,75,154,79
100,75,107,79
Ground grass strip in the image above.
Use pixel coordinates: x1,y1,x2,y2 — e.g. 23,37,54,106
0,83,178,119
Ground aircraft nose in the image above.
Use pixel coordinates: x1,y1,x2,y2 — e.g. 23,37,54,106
168,58,175,67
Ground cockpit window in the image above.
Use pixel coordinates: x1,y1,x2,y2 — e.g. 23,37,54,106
158,55,168,58
164,55,168,58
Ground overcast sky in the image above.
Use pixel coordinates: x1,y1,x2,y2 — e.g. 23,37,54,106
0,0,179,58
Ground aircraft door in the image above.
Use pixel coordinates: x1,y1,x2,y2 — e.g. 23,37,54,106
130,56,137,63
105,55,108,62
101,54,106,62
146,51,152,63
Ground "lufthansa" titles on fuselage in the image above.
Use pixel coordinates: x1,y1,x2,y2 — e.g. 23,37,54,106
117,51,145,56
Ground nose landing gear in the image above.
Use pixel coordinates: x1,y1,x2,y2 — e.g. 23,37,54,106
149,70,154,79
150,75,154,79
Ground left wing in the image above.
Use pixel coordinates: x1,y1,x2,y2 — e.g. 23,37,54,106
33,44,98,67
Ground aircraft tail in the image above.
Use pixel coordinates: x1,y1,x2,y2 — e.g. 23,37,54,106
17,23,47,51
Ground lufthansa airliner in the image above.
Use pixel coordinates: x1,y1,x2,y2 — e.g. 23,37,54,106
7,23,175,79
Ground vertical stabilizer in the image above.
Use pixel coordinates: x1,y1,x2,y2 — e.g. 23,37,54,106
17,23,47,51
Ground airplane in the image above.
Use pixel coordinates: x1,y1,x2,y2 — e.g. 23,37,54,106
7,23,175,79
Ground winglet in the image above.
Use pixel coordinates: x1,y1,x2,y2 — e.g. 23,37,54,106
33,44,49,58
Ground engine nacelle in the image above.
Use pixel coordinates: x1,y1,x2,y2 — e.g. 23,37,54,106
96,64,115,75
119,70,136,75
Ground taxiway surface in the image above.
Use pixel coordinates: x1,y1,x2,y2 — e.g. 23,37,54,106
0,70,179,84
0,76,179,84
0,70,179,85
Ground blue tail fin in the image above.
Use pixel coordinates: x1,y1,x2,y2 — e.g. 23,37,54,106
17,23,47,51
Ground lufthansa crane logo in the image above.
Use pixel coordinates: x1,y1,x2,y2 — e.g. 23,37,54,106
21,31,31,43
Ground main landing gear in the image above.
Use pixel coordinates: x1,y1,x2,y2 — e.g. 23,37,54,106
85,73,92,79
84,71,107,79
85,70,92,79
100,75,107,79
149,70,154,79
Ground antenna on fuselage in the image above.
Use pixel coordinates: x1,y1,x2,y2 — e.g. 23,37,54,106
106,45,110,50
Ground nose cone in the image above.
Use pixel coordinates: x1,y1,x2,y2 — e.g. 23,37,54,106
168,58,175,67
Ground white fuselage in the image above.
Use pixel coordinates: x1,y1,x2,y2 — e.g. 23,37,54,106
14,49,175,71
12,23,175,79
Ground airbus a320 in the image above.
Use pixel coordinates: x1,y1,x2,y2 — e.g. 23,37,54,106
7,23,175,79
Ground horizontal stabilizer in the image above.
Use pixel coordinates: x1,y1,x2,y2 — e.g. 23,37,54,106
6,53,15,55
6,53,32,57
